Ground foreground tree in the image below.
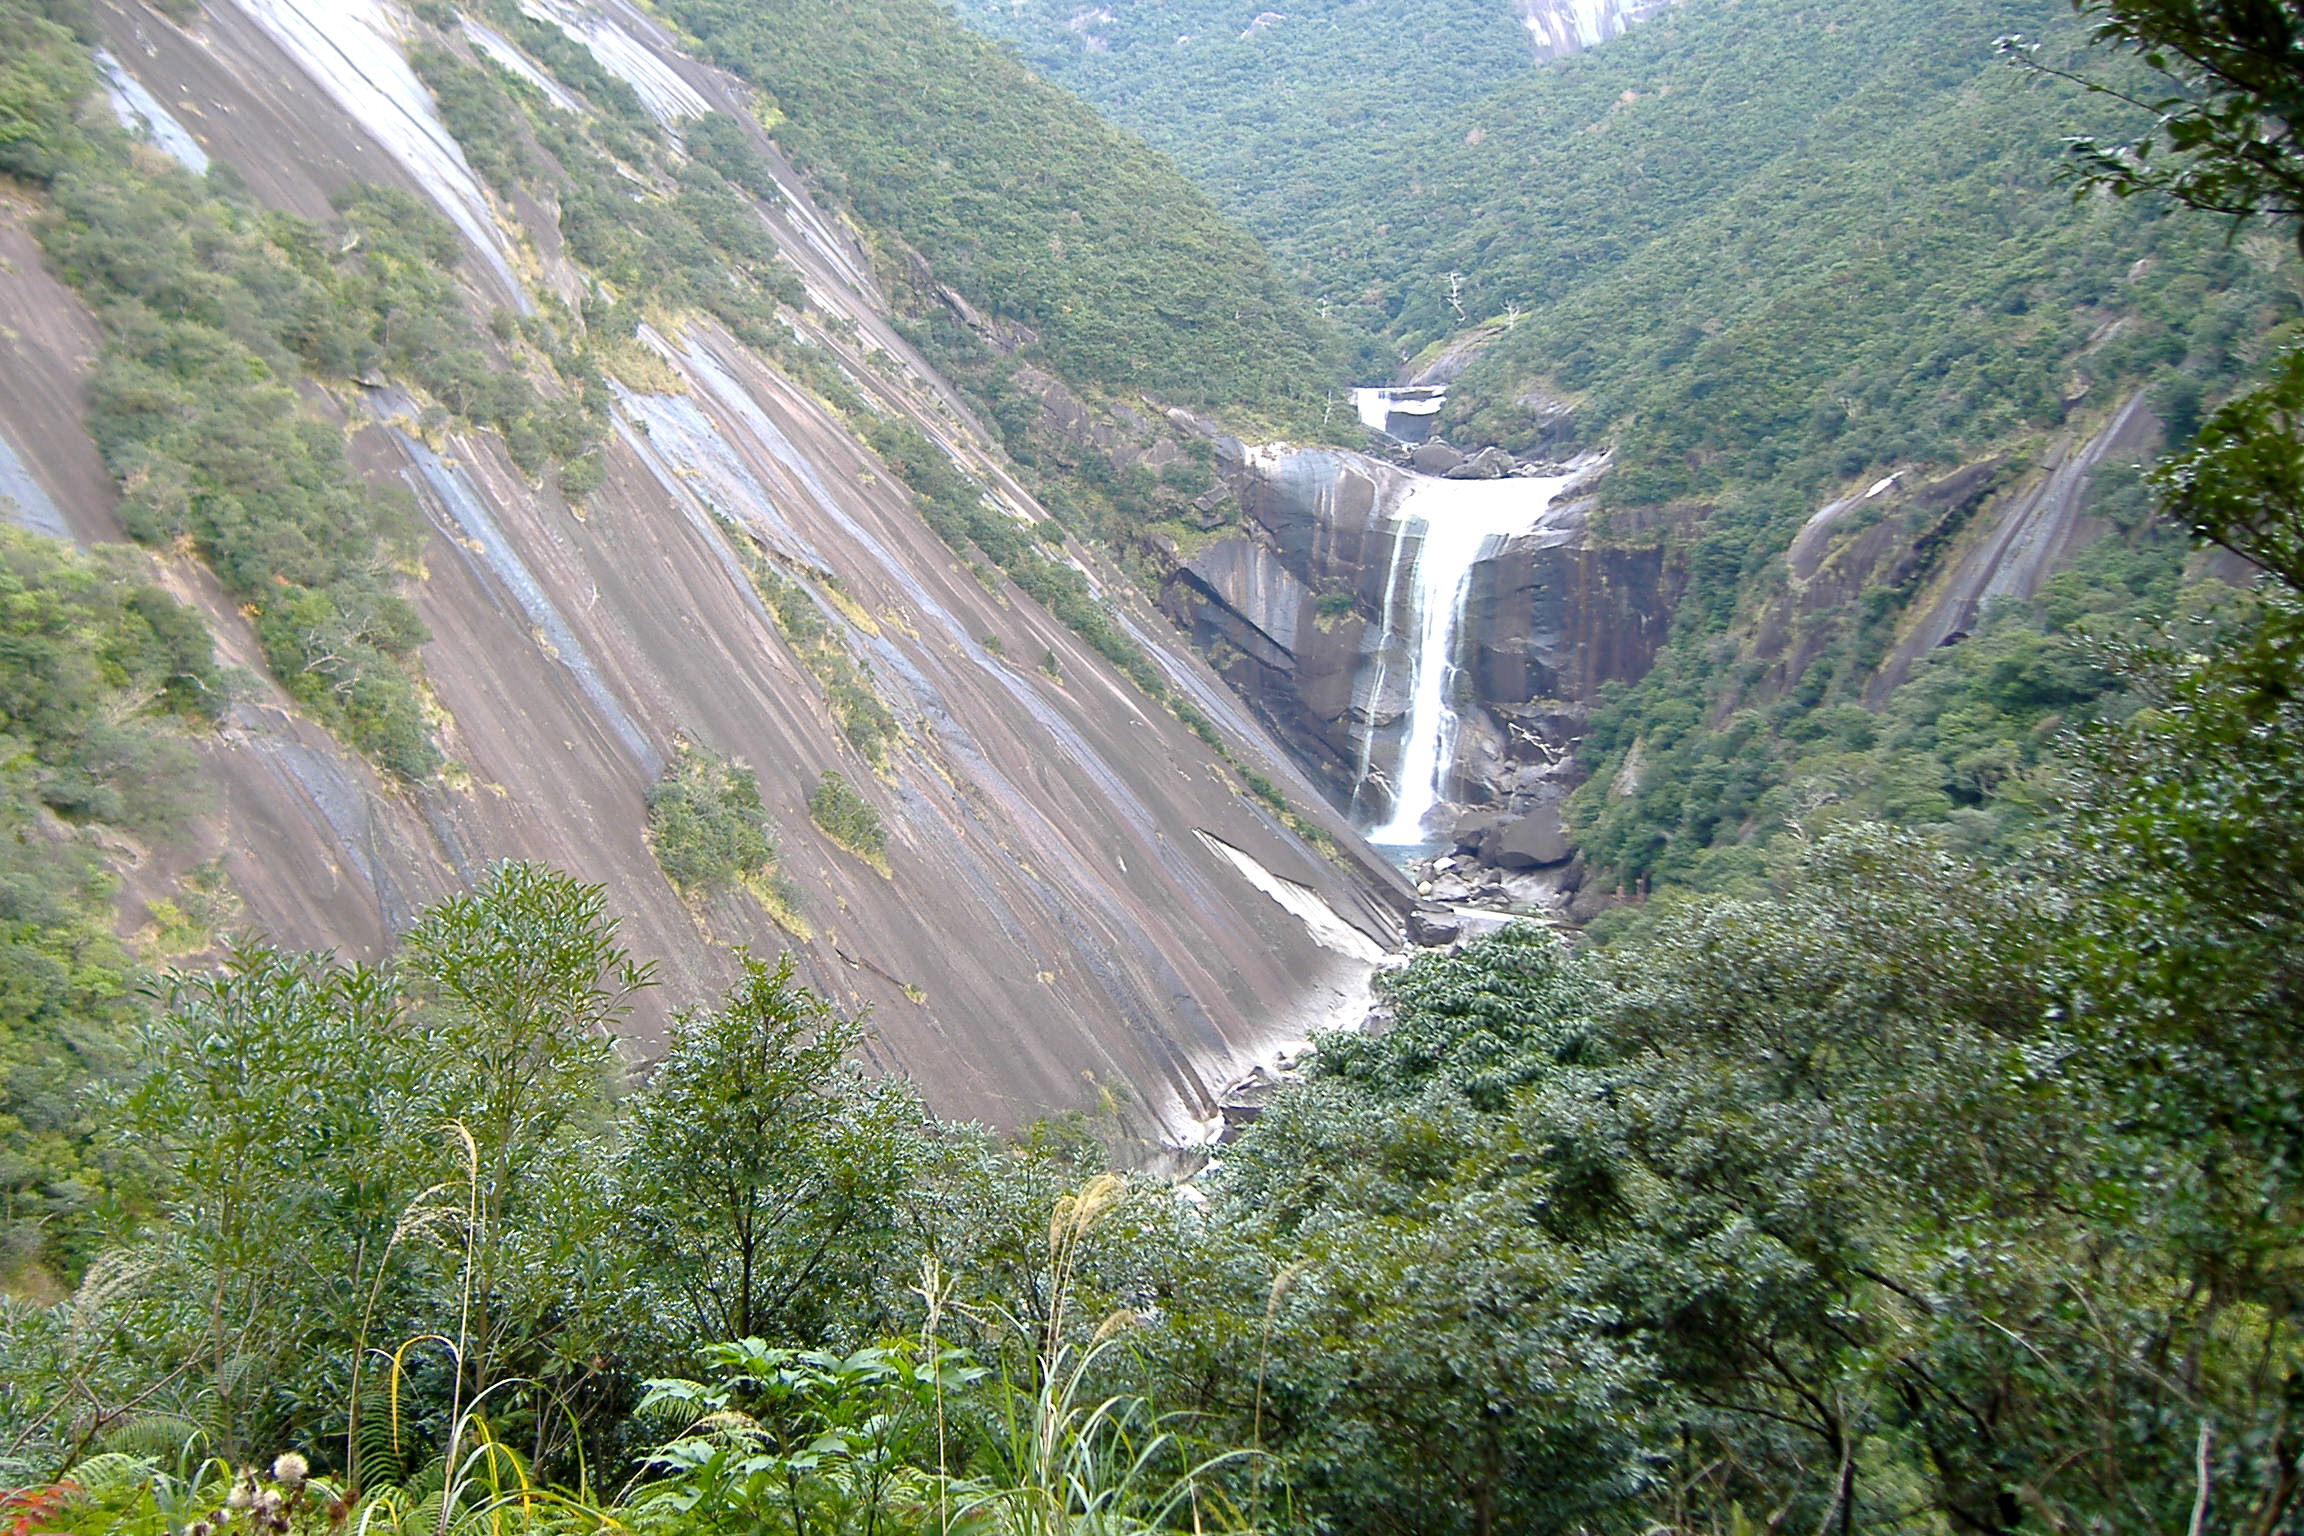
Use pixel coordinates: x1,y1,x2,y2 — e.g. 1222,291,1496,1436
399,862,652,1400
617,955,937,1356
2053,0,2304,245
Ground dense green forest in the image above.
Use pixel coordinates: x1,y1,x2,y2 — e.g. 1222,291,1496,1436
953,0,1535,323
961,0,2302,890
642,0,1341,430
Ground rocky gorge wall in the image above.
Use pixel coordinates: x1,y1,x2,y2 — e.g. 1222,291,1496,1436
1154,444,1673,868
0,0,1414,1149
1145,382,2162,924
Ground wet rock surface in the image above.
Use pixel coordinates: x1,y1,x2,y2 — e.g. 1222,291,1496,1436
0,0,1420,1153
1156,443,1671,824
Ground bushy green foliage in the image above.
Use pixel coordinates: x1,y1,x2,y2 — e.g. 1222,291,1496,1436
0,0,91,186
1175,753,2302,1531
407,42,535,200
0,527,215,1284
632,1338,970,1535
1,0,579,777
955,0,1532,374
618,955,933,1351
328,186,597,474
1,872,1235,1525
866,418,1170,697
522,104,804,336
1570,510,2212,887
39,164,438,775
644,0,1341,428
806,771,885,867
15,864,646,1469
411,10,814,387
646,745,779,900
685,110,784,210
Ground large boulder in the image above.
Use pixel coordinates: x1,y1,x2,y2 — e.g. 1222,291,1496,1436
1411,441,1465,476
1406,906,1463,947
1486,806,1572,869
1444,446,1519,480
1451,809,1503,856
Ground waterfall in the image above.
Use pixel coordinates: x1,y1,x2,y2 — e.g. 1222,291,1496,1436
1362,470,1580,846
1351,385,1448,441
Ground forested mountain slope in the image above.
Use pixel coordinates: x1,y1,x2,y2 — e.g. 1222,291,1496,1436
956,0,1533,350
965,0,2298,896
656,0,1341,430
2,0,2303,1529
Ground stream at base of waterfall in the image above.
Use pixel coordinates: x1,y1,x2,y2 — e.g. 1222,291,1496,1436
1356,466,1582,847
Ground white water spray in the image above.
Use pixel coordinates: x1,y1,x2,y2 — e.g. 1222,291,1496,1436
1364,469,1578,845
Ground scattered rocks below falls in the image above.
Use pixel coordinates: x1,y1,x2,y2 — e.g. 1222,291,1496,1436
1405,851,1582,924
1381,437,1567,482
1443,445,1523,480
1400,805,1595,945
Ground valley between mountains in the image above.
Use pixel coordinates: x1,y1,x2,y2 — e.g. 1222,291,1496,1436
5,0,2304,1527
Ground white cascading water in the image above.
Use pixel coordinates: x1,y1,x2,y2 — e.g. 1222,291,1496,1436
1364,469,1579,845
1352,385,1446,439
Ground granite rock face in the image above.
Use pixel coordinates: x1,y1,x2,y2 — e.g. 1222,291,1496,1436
1513,0,1681,60
1159,446,1674,834
0,0,1417,1151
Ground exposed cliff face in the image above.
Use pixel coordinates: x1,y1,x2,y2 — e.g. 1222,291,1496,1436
1737,393,2163,712
1154,390,2157,910
0,0,1409,1146
1158,447,1672,822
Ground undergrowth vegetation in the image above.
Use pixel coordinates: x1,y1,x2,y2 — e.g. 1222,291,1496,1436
645,745,783,900
806,771,887,872
0,865,1267,1531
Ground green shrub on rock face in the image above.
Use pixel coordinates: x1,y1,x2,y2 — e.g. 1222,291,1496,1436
646,745,779,898
406,44,535,200
807,769,886,868
738,551,901,767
